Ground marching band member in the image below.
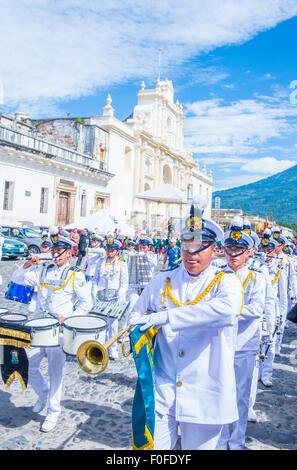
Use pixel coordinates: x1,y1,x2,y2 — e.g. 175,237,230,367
83,232,105,281
248,230,275,421
257,233,288,386
271,227,291,355
10,228,93,432
217,216,265,450
124,235,158,326
26,232,53,319
121,238,137,262
128,196,244,450
92,236,128,360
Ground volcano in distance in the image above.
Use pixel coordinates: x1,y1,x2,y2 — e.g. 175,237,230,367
213,164,297,224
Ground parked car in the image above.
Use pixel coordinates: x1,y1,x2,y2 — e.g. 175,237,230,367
0,226,42,254
1,235,28,259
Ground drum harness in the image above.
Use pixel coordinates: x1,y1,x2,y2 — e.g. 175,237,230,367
38,264,81,320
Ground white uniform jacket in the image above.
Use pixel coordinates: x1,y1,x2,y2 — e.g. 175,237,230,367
92,255,128,302
225,265,265,352
129,264,243,425
84,247,105,277
11,263,93,319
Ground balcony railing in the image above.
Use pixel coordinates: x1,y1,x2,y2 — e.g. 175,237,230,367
0,125,110,175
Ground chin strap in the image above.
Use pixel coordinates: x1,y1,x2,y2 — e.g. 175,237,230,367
184,241,214,255
225,248,246,258
52,248,68,260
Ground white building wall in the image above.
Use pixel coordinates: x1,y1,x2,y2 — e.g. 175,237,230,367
106,131,135,222
0,161,56,227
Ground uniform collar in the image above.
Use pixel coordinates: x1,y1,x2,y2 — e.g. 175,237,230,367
224,264,249,275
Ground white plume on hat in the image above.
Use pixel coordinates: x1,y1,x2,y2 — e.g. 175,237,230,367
191,194,208,218
49,226,58,235
243,217,250,226
264,228,272,236
271,226,279,233
230,216,243,230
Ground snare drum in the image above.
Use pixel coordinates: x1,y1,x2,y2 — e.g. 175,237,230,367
0,313,28,325
63,315,107,356
25,318,60,347
5,282,34,304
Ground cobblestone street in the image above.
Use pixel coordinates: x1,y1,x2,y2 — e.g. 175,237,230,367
0,258,296,450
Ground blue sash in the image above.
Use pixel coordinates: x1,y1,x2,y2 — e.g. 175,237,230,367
130,325,158,450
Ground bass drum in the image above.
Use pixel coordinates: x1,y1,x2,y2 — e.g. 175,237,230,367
25,317,60,347
0,313,28,325
63,315,107,356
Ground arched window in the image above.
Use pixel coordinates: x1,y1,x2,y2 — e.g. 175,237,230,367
163,164,172,184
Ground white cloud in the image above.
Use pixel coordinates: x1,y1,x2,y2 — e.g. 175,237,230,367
184,97,297,157
241,157,296,174
1,0,297,115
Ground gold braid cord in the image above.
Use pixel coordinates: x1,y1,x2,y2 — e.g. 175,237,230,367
272,268,282,285
243,270,254,290
161,271,226,307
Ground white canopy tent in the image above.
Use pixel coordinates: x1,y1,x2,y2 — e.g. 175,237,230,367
115,221,135,237
65,209,135,237
134,184,188,204
135,184,188,233
65,209,116,234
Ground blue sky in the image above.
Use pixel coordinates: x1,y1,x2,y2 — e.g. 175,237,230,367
1,1,297,190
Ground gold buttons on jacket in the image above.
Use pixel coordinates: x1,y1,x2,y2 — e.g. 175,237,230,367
178,350,184,357
177,381,183,387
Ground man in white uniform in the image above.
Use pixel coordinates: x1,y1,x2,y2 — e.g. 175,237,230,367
10,228,93,432
83,232,105,281
270,227,291,355
217,217,265,450
257,233,288,386
128,195,244,450
92,237,128,360
247,230,276,421
24,232,54,319
125,236,158,327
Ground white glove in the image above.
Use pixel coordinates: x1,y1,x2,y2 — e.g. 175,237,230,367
131,311,169,331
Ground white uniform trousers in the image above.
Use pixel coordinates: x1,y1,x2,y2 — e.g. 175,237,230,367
275,318,286,354
26,335,65,418
217,350,257,450
154,412,223,450
259,337,276,381
249,358,260,412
